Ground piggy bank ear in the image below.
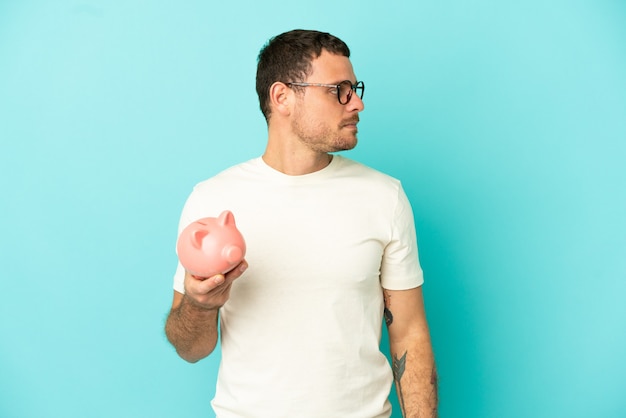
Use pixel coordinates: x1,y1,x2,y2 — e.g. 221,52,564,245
218,210,236,227
191,229,209,249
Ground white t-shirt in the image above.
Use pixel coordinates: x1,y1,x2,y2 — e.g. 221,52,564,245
173,155,424,418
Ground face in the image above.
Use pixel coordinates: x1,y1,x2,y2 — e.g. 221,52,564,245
290,50,365,153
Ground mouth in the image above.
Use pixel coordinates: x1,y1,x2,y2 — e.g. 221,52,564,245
341,118,360,130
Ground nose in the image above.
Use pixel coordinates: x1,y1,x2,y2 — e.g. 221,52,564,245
347,92,364,112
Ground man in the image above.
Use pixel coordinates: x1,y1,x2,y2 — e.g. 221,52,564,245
165,29,437,418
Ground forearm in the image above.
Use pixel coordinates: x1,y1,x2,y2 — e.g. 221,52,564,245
165,295,219,363
390,336,438,418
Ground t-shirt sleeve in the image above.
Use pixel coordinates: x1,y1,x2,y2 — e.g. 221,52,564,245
379,183,424,290
171,190,199,295
173,261,186,294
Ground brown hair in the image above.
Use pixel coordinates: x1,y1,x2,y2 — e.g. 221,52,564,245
256,29,350,121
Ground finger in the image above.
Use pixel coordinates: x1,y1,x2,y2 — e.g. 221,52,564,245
197,274,227,292
225,260,249,280
185,271,226,293
185,260,247,295
198,262,247,296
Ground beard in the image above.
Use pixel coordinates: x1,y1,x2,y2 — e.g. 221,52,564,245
291,113,359,153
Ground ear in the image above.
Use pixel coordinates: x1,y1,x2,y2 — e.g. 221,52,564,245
268,82,292,117
191,229,209,249
218,210,236,226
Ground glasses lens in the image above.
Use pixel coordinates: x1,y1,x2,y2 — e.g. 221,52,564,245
355,81,364,100
338,81,353,104
338,81,364,104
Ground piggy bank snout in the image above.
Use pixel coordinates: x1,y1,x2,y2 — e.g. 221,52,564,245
223,244,244,264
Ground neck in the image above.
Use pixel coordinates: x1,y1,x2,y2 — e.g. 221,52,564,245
263,125,333,176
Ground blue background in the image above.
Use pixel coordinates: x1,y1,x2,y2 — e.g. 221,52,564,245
1,1,625,417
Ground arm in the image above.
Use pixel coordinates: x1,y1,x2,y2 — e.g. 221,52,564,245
165,261,248,363
384,286,437,418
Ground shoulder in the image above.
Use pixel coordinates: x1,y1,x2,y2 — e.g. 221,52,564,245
182,158,261,207
334,155,402,190
193,158,262,192
178,158,263,226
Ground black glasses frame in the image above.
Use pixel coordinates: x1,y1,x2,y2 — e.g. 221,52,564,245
285,80,365,105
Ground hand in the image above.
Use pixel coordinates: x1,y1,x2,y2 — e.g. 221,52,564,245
183,260,248,311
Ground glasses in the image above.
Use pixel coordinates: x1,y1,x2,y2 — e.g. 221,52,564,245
286,80,365,105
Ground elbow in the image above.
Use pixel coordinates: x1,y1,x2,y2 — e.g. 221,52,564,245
164,309,218,363
177,348,211,364
171,341,216,363
178,353,202,364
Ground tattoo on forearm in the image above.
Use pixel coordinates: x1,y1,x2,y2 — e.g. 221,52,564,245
384,307,394,326
383,291,393,326
430,366,439,415
392,351,407,414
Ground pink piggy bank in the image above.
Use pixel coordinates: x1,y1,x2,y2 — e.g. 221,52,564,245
177,210,246,278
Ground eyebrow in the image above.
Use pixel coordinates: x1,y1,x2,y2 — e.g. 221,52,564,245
331,79,357,85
